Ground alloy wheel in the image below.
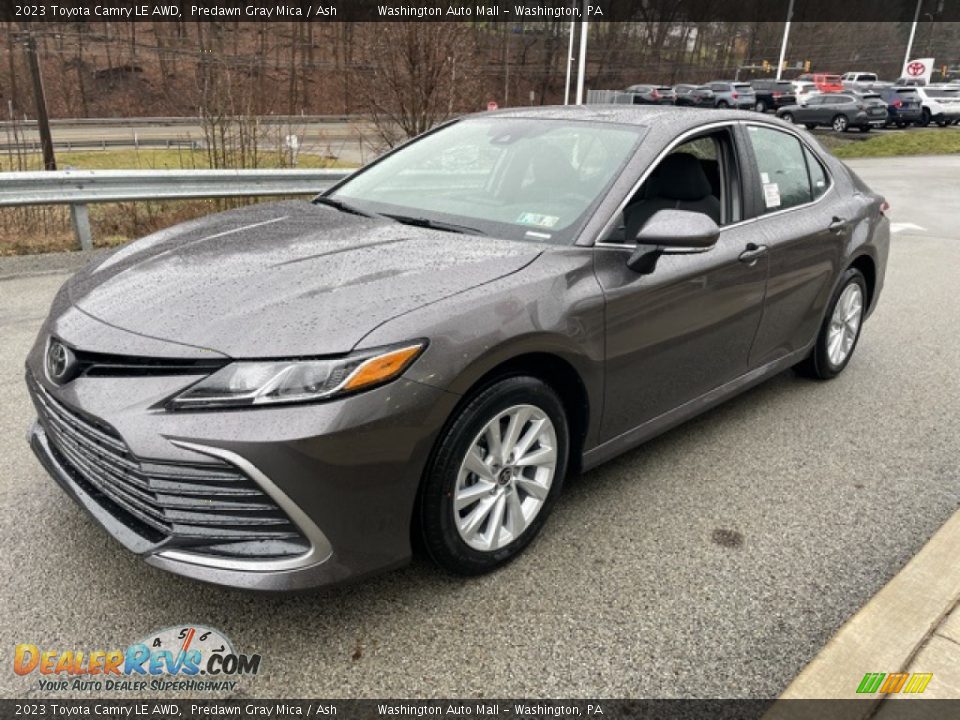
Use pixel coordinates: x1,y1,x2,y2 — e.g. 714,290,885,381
453,404,557,552
833,115,849,132
826,283,863,367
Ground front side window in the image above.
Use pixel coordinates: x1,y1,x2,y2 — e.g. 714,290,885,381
745,126,813,213
331,118,644,244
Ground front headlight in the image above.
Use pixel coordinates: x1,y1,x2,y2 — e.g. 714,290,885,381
169,342,425,409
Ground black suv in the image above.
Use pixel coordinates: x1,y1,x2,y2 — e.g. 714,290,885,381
749,79,798,113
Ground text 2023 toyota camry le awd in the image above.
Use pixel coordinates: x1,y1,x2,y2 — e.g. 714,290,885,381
26,107,889,590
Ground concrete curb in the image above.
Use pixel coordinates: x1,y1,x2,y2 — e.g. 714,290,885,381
765,508,960,718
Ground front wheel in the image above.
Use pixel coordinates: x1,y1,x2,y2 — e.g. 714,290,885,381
832,115,850,132
795,268,867,380
756,100,767,113
780,112,794,124
419,376,569,575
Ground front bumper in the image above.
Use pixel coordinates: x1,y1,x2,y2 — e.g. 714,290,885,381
25,338,458,590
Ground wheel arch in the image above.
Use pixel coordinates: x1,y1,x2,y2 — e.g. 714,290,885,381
409,350,592,550
848,253,877,312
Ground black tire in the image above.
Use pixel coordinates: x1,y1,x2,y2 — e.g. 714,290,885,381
918,109,931,127
832,115,850,132
795,268,867,380
780,112,794,124
859,125,871,133
755,100,767,113
717,100,729,109
897,122,908,129
804,123,818,130
936,117,949,127
418,376,569,575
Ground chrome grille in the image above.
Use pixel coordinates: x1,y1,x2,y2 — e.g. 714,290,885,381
28,373,309,559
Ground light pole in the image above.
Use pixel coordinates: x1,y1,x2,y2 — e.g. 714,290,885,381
564,17,576,105
575,2,589,104
775,0,795,80
903,0,923,71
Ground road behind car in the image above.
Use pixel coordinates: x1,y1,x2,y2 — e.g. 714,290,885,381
0,159,958,699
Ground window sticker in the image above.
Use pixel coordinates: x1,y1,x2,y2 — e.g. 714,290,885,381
760,172,770,184
763,182,782,208
517,212,559,228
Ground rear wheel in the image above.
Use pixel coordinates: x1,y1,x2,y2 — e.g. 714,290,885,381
717,100,729,109
918,109,931,127
755,100,767,113
795,268,867,380
419,376,569,575
781,112,794,124
832,115,850,132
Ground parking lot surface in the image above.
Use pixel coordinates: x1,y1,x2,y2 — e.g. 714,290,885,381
1,158,958,699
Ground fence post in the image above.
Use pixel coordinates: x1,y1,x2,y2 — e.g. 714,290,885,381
69,203,93,251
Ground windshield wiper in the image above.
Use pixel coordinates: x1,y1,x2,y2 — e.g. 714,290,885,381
314,196,377,218
383,213,486,236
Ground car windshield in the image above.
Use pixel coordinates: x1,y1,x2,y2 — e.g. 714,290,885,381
329,118,644,244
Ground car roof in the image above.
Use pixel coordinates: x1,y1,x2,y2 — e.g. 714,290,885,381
479,104,787,130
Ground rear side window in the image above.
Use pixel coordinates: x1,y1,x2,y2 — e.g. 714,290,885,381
745,126,813,213
803,147,829,200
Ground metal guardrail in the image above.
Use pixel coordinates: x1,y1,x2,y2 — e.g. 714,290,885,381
0,168,353,251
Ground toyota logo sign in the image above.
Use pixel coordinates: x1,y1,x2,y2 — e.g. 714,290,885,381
45,338,78,385
907,62,926,77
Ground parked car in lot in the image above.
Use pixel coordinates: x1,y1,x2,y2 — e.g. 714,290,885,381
791,80,820,104
812,74,844,93
841,72,880,90
777,92,888,131
625,84,676,105
24,106,890,589
750,78,798,112
707,81,756,109
877,85,923,127
673,84,715,107
914,85,960,126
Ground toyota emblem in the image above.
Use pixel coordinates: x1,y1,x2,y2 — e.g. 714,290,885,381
45,338,77,385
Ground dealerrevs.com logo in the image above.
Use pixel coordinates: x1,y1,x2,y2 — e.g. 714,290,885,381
14,625,262,693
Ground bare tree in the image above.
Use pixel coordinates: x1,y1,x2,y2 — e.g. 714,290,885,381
353,23,480,148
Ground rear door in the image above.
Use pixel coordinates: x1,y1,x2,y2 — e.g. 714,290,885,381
739,123,848,366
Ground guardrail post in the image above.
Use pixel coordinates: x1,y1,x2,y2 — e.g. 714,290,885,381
69,203,93,251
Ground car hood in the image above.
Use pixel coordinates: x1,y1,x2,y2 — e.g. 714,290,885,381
68,201,544,357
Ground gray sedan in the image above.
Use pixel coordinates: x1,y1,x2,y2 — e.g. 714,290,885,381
26,107,889,590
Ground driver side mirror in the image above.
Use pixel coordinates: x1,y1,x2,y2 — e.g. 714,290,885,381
627,209,720,274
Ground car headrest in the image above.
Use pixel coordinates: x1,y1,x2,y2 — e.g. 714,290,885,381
653,152,713,202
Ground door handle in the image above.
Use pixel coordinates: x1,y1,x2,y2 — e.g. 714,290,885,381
739,243,768,265
828,216,849,233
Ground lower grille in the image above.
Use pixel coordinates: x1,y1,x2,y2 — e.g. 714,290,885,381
28,373,309,560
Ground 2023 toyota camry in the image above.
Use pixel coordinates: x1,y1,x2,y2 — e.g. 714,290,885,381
26,107,889,590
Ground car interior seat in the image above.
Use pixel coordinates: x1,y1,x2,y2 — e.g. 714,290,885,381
624,152,721,242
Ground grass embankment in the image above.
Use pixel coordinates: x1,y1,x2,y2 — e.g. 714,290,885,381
819,127,960,158
0,150,348,255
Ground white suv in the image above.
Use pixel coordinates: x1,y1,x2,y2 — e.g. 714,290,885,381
915,85,960,126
